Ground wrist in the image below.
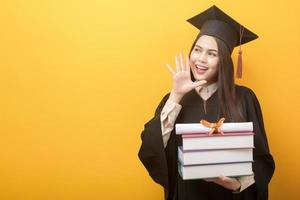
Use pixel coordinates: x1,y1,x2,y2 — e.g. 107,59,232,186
169,90,184,103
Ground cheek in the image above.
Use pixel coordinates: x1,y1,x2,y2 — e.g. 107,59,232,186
189,54,197,64
208,59,219,77
210,59,219,70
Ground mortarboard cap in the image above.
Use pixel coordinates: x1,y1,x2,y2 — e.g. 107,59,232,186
187,5,258,78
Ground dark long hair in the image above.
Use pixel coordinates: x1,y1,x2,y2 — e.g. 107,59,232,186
189,34,245,122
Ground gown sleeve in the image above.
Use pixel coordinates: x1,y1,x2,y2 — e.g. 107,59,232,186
243,87,275,200
138,94,170,190
161,99,182,147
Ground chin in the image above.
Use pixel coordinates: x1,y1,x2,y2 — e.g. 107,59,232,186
192,70,217,83
192,72,206,81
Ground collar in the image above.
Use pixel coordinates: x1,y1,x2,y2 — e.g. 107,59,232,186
196,82,218,101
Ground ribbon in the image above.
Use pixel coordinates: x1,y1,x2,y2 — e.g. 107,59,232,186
200,117,226,135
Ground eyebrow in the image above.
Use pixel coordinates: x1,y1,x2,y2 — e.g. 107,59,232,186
195,45,218,52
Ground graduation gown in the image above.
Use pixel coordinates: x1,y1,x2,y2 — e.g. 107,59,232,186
138,85,275,200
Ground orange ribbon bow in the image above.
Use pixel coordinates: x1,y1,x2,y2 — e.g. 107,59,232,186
200,117,226,135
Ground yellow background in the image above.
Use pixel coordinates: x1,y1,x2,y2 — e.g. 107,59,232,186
0,0,299,199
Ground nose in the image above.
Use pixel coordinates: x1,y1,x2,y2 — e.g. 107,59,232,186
198,51,207,63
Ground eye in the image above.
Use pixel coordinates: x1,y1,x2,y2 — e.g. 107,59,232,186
208,52,218,57
194,47,201,52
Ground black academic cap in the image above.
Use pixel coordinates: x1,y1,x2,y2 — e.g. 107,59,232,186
187,5,258,53
187,5,258,78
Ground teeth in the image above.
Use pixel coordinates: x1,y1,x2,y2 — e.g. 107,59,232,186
196,65,208,70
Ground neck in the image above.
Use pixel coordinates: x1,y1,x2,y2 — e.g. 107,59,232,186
196,81,218,101
197,81,217,90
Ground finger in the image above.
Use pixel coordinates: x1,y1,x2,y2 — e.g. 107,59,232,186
218,175,233,183
185,55,190,72
165,64,175,75
206,178,223,186
180,52,185,71
218,175,227,182
204,178,218,182
175,55,180,72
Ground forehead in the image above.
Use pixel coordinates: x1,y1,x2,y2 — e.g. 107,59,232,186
195,35,218,50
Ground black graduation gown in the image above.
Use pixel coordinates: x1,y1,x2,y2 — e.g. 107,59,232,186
138,85,275,200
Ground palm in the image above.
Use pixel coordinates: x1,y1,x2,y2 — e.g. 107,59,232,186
166,53,206,96
173,70,195,95
205,176,241,191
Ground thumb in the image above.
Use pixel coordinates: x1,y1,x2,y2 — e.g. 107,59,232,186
219,175,234,183
192,80,207,88
218,175,228,182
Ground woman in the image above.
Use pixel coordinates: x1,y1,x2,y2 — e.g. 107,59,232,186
138,5,275,200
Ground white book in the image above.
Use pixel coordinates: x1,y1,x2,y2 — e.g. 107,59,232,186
178,161,253,180
182,132,254,151
175,122,253,135
178,146,253,165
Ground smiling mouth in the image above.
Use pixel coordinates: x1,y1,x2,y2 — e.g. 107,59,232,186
195,64,208,71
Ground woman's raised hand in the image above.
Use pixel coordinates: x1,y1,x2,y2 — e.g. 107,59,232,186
166,53,207,103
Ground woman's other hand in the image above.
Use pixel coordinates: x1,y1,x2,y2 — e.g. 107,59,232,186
205,175,241,191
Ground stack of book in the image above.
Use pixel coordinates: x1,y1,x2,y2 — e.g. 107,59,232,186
175,122,254,180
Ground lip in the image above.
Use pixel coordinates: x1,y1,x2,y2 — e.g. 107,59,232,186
195,64,208,70
194,64,208,75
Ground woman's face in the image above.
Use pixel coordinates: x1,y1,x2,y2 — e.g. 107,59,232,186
190,35,219,83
